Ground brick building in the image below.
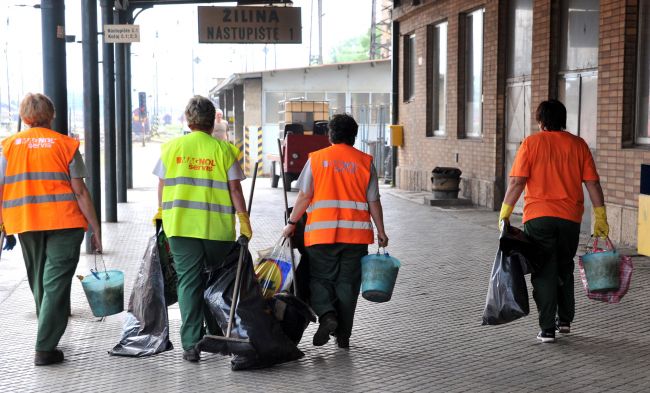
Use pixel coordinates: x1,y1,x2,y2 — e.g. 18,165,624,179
392,0,650,248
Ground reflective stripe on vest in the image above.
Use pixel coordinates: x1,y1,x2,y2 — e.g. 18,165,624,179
160,132,237,241
162,199,235,214
164,176,229,190
304,144,374,246
3,192,77,209
0,127,88,235
306,199,369,213
305,220,373,232
4,171,70,184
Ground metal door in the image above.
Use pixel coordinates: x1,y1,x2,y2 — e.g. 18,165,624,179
558,71,598,231
505,79,532,213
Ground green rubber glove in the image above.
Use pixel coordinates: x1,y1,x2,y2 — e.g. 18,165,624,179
593,206,609,238
498,203,514,231
237,212,253,240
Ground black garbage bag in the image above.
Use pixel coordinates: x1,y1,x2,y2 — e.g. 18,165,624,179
157,227,178,306
286,207,310,304
481,237,530,325
198,242,304,370
109,229,173,357
270,291,317,345
500,222,542,275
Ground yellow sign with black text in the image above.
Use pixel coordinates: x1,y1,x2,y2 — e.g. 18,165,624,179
198,6,301,44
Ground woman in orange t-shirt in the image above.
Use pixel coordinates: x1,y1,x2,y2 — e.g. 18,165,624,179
499,99,609,343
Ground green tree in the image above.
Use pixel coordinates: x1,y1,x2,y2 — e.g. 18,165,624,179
328,29,371,63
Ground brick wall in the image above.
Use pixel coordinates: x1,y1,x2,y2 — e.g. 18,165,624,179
393,0,649,246
596,0,650,246
393,0,505,209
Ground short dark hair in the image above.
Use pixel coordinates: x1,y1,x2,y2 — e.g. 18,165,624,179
185,95,216,132
535,99,566,131
328,114,358,145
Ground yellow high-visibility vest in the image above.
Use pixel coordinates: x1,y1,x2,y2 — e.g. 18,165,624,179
161,131,236,240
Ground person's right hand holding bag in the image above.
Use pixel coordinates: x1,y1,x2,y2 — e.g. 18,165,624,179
593,206,609,239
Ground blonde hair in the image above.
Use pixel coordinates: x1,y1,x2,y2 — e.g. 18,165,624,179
19,93,55,128
184,95,215,132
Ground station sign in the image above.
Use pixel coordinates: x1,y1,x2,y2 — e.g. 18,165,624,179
198,6,301,44
104,24,140,43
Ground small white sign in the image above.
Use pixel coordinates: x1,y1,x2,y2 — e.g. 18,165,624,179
104,24,140,43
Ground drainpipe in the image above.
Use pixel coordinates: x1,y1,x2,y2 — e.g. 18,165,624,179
391,20,399,187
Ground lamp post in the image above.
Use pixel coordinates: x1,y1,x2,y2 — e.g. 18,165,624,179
4,16,11,132
191,48,201,96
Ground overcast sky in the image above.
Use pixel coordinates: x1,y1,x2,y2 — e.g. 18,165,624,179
0,1,374,120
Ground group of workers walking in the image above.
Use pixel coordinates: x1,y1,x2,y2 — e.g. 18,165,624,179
153,95,388,361
0,92,610,367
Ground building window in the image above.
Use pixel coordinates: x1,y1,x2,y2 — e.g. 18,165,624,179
464,9,483,138
427,21,447,137
264,92,285,124
371,92,391,124
306,92,325,101
403,33,416,102
351,93,370,123
326,92,346,115
636,0,650,145
557,0,599,149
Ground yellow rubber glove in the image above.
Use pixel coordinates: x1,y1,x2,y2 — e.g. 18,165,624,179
593,206,609,238
237,212,253,240
498,203,514,231
152,206,162,226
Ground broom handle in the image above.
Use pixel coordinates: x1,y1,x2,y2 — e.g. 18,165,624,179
226,238,247,338
225,161,258,338
276,138,299,297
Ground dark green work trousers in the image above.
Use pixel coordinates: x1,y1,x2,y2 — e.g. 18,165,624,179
306,243,368,339
18,228,84,351
524,217,581,330
167,236,233,350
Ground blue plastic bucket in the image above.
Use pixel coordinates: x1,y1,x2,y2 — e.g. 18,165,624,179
582,250,620,292
81,270,124,317
361,251,400,303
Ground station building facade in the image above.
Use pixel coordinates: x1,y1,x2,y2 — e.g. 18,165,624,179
392,0,650,248
209,59,391,176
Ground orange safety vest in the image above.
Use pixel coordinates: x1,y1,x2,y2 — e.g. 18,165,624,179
1,127,87,235
304,144,374,246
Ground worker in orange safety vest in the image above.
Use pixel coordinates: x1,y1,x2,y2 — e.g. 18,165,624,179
282,113,388,349
0,93,102,366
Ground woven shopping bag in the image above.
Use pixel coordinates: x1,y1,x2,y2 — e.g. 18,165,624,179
578,237,634,303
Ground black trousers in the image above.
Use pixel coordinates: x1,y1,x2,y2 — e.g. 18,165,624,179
524,217,581,330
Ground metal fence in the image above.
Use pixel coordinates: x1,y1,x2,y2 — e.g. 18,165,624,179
346,104,391,180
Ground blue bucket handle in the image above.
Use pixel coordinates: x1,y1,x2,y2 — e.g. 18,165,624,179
586,236,616,254
372,246,400,268
90,253,110,281
375,246,388,256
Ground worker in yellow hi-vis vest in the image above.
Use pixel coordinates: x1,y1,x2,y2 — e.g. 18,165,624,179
152,95,251,362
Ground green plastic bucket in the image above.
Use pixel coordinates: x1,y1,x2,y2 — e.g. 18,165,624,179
361,250,400,303
81,270,124,317
582,239,620,292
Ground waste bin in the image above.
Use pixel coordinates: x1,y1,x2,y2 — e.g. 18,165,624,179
431,167,462,199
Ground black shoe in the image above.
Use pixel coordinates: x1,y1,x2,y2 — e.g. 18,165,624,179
337,337,350,349
183,347,200,362
537,328,556,343
313,312,338,346
556,319,571,334
34,349,64,366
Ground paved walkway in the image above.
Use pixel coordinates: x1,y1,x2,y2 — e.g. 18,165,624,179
0,142,649,392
